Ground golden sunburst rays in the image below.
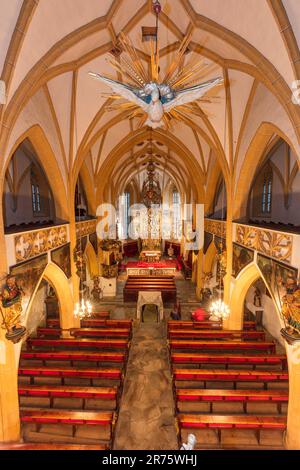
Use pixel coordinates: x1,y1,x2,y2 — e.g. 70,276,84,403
99,30,223,124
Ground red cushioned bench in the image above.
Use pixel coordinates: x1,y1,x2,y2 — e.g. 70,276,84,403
178,414,286,445
169,340,276,353
37,327,131,339
170,353,287,369
20,351,127,366
173,368,288,388
176,389,288,413
46,319,132,329
19,385,118,409
168,329,265,341
27,338,129,351
20,409,114,444
168,321,256,330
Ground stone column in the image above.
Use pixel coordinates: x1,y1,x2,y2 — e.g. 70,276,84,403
223,203,236,330
67,183,80,329
195,250,204,300
0,203,20,442
0,332,20,442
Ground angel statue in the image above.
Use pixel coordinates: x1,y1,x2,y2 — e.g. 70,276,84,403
89,32,223,129
0,275,26,343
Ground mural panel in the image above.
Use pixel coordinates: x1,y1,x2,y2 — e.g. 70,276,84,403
232,243,254,278
9,254,48,318
15,225,67,263
51,243,71,279
257,253,298,307
236,224,293,263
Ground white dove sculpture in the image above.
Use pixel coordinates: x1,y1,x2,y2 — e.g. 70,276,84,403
89,72,223,129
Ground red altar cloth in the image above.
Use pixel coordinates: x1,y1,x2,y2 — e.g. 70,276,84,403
126,260,179,270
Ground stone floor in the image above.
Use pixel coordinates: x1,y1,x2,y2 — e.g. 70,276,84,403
113,309,178,450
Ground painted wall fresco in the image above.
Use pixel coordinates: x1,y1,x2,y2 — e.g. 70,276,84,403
232,243,254,278
14,225,67,263
236,224,292,264
51,243,71,279
257,253,298,307
9,254,48,318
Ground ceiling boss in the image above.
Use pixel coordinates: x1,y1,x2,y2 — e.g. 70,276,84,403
89,1,223,129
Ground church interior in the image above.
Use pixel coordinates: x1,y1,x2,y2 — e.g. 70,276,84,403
1,0,300,452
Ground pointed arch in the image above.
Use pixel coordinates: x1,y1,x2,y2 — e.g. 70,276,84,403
1,125,69,221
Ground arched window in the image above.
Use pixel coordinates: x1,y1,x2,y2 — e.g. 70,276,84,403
262,171,272,214
172,189,181,239
252,163,273,217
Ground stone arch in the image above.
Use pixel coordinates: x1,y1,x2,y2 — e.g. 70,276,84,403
228,262,282,330
23,262,74,338
84,241,99,279
203,241,218,274
1,125,69,222
233,122,299,219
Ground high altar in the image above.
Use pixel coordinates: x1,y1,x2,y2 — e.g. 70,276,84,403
139,238,162,262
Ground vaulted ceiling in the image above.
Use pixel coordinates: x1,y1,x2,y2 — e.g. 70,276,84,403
1,0,300,210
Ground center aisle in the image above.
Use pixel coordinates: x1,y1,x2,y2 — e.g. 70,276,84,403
113,319,178,450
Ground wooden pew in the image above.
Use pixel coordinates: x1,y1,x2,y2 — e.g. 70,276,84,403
168,321,256,330
20,409,114,445
19,366,123,386
168,329,265,341
37,327,131,339
46,319,132,329
171,353,287,370
178,414,286,445
173,368,288,388
176,388,288,413
169,340,276,353
27,338,129,351
124,276,177,303
47,311,110,327
0,443,109,450
21,351,127,366
19,385,118,410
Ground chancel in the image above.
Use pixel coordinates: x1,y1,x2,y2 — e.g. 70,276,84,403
1,0,300,454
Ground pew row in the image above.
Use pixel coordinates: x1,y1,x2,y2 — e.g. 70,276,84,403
21,351,127,366
178,414,286,447
168,329,265,341
19,385,118,411
169,340,276,353
27,338,129,351
170,353,287,370
19,366,123,386
37,327,131,339
46,319,132,329
0,443,108,450
176,389,288,414
20,409,115,446
173,368,288,389
168,321,256,330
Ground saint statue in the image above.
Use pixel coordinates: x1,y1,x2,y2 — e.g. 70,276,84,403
254,288,262,308
91,277,103,302
0,275,26,343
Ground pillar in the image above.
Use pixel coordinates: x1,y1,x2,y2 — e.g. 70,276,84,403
222,196,237,330
285,344,300,449
0,332,20,442
0,200,20,442
195,250,204,300
67,179,80,329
